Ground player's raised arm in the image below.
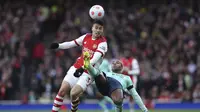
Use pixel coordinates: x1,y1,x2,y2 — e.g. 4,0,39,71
90,42,108,65
128,59,140,75
126,77,148,112
49,34,86,49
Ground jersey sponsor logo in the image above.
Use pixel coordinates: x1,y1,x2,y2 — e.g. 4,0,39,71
83,47,94,57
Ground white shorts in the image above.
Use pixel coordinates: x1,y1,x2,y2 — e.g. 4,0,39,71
63,66,93,91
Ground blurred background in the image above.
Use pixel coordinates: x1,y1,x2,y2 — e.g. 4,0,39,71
0,0,200,111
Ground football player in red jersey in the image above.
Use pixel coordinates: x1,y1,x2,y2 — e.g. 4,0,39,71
120,49,140,112
50,20,108,112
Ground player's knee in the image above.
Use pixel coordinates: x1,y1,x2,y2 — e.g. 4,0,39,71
58,81,71,97
112,96,123,106
70,85,84,99
70,90,76,99
111,89,123,105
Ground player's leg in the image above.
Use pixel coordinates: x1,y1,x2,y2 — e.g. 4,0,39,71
70,85,82,112
83,51,106,80
96,92,109,112
100,96,115,111
69,51,91,112
107,77,124,112
70,72,93,112
110,89,124,112
52,82,70,112
83,51,107,85
52,66,79,112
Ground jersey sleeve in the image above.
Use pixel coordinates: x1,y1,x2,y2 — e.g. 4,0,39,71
128,59,140,75
96,42,108,57
125,76,148,111
74,34,86,46
126,76,134,89
58,34,86,49
128,87,148,112
90,52,102,65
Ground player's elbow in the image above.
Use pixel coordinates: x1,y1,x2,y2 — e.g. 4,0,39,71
129,69,140,75
90,57,101,65
135,69,140,75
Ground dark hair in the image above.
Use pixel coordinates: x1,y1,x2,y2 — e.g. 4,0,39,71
93,19,104,26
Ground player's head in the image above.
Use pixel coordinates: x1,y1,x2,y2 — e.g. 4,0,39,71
111,59,123,73
124,49,131,58
92,19,104,38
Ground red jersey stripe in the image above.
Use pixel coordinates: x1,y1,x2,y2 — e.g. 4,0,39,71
96,50,104,57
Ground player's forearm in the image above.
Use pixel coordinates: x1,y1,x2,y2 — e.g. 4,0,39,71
58,41,77,49
128,69,140,75
90,52,102,65
129,88,148,112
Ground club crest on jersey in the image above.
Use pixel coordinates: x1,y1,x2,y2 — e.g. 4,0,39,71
93,44,97,49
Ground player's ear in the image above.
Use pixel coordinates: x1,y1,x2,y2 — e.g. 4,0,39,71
91,25,94,31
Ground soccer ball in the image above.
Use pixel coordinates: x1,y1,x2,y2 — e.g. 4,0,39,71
89,5,105,19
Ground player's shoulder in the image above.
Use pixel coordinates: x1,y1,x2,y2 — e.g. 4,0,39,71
82,33,92,38
104,71,112,75
123,74,131,80
78,33,90,39
100,36,107,42
85,33,92,36
81,33,92,41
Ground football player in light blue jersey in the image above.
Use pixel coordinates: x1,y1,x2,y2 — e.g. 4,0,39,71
79,52,148,112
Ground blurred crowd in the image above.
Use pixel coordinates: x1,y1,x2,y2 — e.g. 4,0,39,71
0,0,200,104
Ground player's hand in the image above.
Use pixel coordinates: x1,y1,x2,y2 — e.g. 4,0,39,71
74,67,84,77
50,43,59,49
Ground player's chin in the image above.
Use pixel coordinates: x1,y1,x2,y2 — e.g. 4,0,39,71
96,34,102,38
94,33,101,37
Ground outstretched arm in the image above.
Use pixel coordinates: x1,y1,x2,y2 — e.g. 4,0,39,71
58,41,77,49
128,87,148,112
50,34,86,49
126,78,148,112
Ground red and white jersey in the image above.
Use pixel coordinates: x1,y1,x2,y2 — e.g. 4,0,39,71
120,57,140,85
73,33,107,68
120,57,140,76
